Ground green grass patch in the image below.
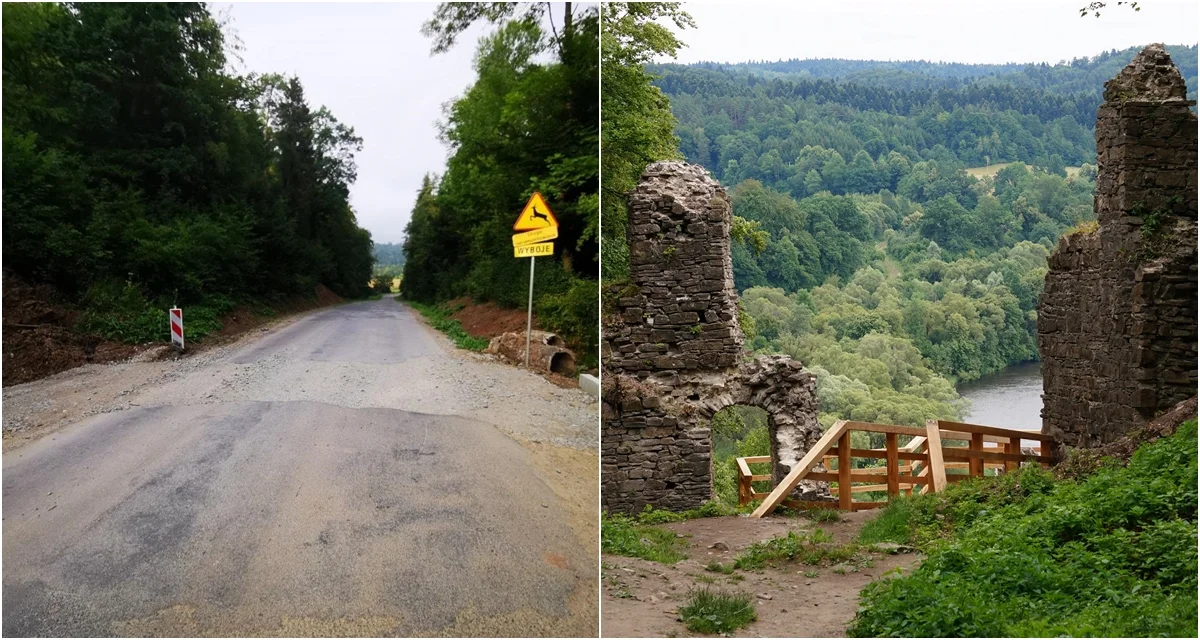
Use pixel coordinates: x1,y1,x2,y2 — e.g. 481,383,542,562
803,507,842,523
404,300,489,351
857,499,922,546
704,560,735,574
636,500,742,524
678,588,757,635
733,529,858,570
601,512,688,564
849,420,1199,638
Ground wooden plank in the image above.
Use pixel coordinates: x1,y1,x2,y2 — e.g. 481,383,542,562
936,420,1056,443
752,420,849,517
970,432,985,477
826,447,929,463
1005,437,1019,473
750,474,772,482
850,501,887,511
902,436,927,452
886,432,900,497
838,430,853,511
815,472,928,486
742,456,772,464
831,483,918,495
780,499,840,511
924,419,948,493
939,431,1018,445
736,457,753,478
843,421,928,437
941,448,1055,464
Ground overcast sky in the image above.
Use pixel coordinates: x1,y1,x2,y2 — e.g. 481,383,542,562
220,2,485,245
220,2,1196,246
667,1,1198,65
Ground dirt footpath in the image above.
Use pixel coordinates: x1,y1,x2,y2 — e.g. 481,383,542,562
601,511,921,638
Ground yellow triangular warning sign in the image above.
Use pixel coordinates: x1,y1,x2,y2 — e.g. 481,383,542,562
513,192,558,231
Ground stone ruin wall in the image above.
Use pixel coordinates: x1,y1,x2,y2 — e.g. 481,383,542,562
1038,44,1198,451
602,162,823,514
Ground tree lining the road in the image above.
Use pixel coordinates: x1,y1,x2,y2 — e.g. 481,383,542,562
402,2,599,365
2,2,374,343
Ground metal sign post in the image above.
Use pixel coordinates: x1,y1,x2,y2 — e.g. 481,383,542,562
525,256,535,368
511,191,558,370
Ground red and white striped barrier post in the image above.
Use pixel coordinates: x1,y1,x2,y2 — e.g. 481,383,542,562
169,307,184,351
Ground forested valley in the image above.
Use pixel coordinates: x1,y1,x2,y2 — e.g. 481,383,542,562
400,4,599,364
622,39,1197,430
3,3,375,345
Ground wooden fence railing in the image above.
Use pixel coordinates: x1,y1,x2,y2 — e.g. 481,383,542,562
741,419,1057,517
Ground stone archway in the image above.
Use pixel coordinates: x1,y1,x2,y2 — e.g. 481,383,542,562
674,355,827,501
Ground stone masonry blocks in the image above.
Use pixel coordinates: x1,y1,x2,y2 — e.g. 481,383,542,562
1038,44,1198,452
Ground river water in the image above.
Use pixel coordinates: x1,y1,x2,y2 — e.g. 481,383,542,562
956,362,1044,438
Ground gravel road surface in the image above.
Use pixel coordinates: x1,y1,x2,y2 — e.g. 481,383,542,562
2,297,598,636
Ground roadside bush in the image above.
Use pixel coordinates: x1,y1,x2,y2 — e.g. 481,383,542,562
849,420,1199,638
535,275,599,370
76,279,236,344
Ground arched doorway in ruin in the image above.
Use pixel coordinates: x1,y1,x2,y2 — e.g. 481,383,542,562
681,355,828,504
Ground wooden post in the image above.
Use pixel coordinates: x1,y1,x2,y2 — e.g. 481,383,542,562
923,420,948,493
970,432,985,477
752,421,849,518
838,430,852,511
736,457,752,505
886,432,899,498
1005,436,1020,473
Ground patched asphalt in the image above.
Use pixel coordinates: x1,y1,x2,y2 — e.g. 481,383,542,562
2,299,596,636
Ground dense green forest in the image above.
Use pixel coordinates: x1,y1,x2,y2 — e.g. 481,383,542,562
401,3,598,362
2,3,375,342
656,44,1197,179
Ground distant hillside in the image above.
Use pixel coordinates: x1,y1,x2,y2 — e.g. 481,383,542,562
373,242,405,267
650,44,1197,184
695,44,1198,99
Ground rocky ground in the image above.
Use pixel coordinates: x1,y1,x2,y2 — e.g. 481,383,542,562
601,510,921,638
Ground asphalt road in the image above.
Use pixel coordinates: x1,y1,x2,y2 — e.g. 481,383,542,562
3,298,596,637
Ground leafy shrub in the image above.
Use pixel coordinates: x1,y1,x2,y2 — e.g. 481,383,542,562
849,420,1199,638
535,275,599,370
678,588,757,635
77,280,234,343
600,512,687,564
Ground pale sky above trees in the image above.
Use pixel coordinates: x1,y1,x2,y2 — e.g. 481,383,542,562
219,1,1196,245
667,1,1197,65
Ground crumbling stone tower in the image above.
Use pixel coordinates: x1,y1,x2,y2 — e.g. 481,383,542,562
1038,44,1198,450
602,162,822,513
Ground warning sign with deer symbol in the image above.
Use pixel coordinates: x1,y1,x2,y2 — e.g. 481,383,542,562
512,192,559,231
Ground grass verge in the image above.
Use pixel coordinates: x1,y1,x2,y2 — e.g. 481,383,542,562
679,588,757,635
601,512,688,564
404,300,489,351
848,420,1198,638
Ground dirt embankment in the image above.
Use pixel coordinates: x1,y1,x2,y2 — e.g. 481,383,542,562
2,273,140,386
448,297,536,338
601,511,921,638
2,271,346,388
